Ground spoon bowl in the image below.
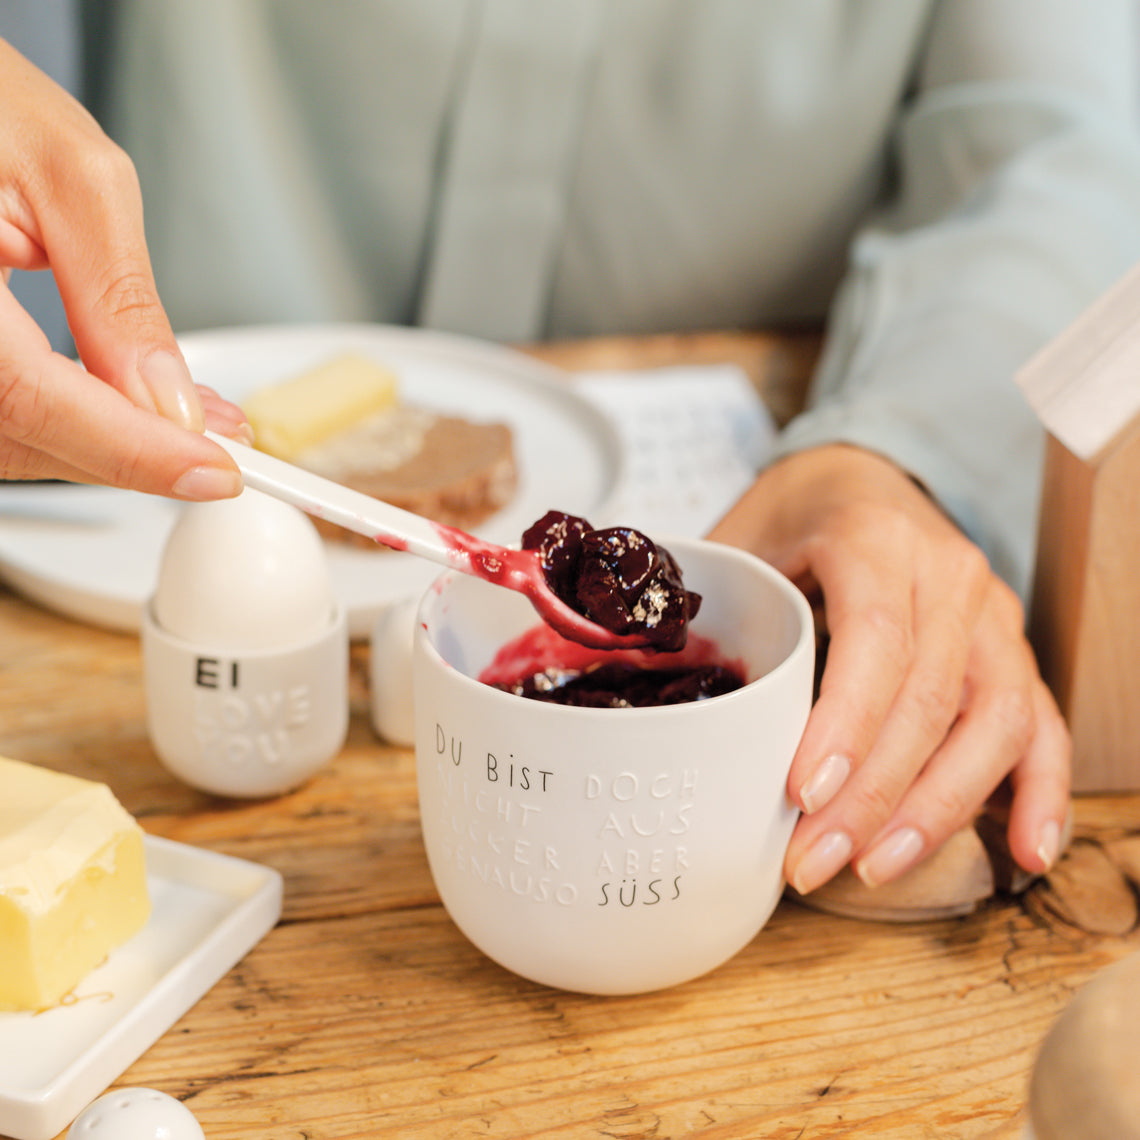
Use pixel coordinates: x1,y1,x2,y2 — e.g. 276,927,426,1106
206,431,653,649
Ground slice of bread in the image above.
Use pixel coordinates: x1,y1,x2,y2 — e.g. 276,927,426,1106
296,407,518,548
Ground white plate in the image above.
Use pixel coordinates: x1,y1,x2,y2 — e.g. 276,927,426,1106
0,324,623,639
0,835,283,1140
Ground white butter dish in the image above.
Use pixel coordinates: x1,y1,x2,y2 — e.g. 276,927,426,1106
0,835,283,1140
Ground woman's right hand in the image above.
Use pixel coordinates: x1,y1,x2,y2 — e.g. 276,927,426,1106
0,36,247,497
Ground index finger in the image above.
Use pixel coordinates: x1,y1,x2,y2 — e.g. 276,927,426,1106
786,531,917,814
784,538,989,894
15,64,202,430
0,287,240,497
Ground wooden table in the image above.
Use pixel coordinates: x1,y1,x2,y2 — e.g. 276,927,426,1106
2,331,1138,1140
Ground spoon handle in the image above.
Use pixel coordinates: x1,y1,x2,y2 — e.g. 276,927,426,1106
205,431,467,572
206,432,631,649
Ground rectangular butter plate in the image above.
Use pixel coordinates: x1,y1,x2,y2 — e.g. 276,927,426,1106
0,835,283,1140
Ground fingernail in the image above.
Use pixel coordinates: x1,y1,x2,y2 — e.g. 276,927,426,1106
1036,819,1061,871
800,753,851,814
172,465,242,501
139,350,203,431
856,827,924,887
790,831,853,895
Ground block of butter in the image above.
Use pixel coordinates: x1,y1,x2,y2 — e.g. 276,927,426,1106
0,757,151,1011
243,352,399,461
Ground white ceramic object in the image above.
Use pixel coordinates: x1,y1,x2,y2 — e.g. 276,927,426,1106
370,596,419,747
142,489,348,798
413,536,815,995
151,487,335,650
0,837,282,1140
66,1088,204,1140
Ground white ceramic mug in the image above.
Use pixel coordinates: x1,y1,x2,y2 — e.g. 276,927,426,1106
413,536,814,994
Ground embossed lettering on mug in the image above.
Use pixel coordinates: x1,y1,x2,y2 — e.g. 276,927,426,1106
588,768,697,909
432,721,576,905
191,656,314,769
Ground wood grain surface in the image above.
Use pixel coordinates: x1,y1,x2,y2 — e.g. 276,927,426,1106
1,331,1137,1140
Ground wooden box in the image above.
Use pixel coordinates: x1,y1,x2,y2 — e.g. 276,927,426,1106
1017,262,1140,792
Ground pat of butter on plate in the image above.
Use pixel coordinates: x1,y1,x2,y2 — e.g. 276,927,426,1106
242,352,399,460
0,758,282,1140
0,758,150,1013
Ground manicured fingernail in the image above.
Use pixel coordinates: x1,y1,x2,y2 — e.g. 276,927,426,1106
1036,819,1061,871
140,350,203,431
790,831,853,895
800,753,851,814
856,827,924,887
172,465,242,501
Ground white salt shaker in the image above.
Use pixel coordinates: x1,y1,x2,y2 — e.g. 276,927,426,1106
369,595,419,747
67,1088,205,1139
142,488,348,797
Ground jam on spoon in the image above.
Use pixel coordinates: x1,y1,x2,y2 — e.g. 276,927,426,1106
479,510,729,707
521,510,702,653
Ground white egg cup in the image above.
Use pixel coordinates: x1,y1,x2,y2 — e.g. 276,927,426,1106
413,537,815,995
143,600,348,798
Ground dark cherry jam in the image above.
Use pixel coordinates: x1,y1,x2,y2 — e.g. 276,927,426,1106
478,622,747,709
491,660,743,708
521,510,701,653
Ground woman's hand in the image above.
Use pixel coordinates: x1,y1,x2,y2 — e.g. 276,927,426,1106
0,37,247,496
707,443,1071,893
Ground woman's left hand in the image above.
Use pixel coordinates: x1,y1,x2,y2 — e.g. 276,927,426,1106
707,443,1071,894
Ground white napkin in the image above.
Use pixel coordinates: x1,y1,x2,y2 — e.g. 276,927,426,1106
573,364,777,538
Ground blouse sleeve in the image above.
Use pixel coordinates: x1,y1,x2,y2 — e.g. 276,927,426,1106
774,0,1140,599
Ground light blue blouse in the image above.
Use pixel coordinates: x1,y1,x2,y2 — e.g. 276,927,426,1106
76,1,1140,593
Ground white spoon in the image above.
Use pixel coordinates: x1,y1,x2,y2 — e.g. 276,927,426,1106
205,431,649,650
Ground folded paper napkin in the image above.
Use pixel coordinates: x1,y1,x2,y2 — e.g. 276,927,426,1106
573,364,777,539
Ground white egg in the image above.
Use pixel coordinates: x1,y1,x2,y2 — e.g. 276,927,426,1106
154,488,334,650
67,1088,205,1140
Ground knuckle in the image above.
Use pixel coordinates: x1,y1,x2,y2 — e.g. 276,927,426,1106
991,685,1035,751
949,535,990,581
927,783,976,832
108,447,145,490
89,435,146,491
66,132,141,198
904,672,959,739
846,779,900,836
0,362,50,449
842,500,912,552
50,137,164,332
95,262,161,325
988,577,1027,630
1039,687,1072,748
860,602,913,667
949,542,993,609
